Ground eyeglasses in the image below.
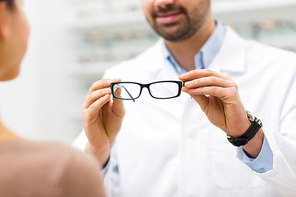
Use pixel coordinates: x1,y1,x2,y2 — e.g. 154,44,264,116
110,81,183,102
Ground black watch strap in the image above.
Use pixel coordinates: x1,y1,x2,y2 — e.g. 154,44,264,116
227,111,262,147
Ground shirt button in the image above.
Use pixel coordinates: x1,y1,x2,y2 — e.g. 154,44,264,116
257,168,265,173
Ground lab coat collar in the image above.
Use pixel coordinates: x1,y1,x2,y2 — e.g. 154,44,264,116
209,26,246,73
142,26,246,74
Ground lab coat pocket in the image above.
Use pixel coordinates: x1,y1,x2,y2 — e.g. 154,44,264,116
211,130,267,189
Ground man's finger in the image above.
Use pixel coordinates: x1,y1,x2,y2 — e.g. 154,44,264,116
186,86,238,104
183,76,235,89
88,78,121,94
82,94,111,123
111,88,125,119
179,69,230,82
83,88,111,109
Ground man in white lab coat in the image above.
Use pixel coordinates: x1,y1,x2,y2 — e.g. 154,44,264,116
72,0,296,196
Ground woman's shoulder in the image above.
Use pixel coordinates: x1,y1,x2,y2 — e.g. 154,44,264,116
0,140,98,166
0,140,105,197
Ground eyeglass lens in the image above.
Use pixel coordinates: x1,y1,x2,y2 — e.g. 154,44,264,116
149,82,180,98
113,83,141,99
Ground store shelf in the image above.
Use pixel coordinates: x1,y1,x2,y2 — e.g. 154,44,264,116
212,0,296,14
67,62,119,77
67,0,296,32
67,11,147,32
213,0,296,22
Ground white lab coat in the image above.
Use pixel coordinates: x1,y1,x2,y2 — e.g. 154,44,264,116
72,27,296,197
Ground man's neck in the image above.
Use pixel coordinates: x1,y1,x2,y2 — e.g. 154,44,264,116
164,16,216,72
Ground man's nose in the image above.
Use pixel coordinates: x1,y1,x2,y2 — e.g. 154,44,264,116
154,0,175,9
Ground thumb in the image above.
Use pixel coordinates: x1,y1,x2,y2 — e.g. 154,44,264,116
182,87,209,112
112,88,125,118
191,95,209,112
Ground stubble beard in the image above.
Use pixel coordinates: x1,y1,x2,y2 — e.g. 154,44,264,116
149,2,210,42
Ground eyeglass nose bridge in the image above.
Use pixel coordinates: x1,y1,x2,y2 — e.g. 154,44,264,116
140,83,155,99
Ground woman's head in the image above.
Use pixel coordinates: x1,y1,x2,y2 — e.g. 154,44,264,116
0,0,13,9
0,0,30,81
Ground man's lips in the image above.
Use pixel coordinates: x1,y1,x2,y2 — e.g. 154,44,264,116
156,11,182,24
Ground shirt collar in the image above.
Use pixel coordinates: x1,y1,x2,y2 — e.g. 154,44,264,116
161,21,226,75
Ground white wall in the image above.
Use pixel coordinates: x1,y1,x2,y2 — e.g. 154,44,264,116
0,0,38,140
0,0,76,143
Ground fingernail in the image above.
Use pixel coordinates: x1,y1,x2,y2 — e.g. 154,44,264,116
105,88,111,93
115,90,121,97
107,79,112,84
180,73,189,78
185,81,193,86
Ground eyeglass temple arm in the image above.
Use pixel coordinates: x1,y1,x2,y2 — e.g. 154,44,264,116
115,85,136,102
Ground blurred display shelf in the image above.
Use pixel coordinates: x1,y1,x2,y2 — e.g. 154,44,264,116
66,0,143,31
67,11,147,32
212,0,296,14
67,62,119,77
66,0,140,10
71,37,159,51
67,0,296,32
213,0,296,23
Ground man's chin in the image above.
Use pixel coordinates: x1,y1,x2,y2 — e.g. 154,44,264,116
155,25,186,41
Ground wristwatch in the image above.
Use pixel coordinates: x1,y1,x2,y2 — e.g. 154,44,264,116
227,111,263,147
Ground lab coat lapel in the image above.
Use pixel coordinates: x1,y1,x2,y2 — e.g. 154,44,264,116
142,39,166,74
141,38,180,80
209,26,246,73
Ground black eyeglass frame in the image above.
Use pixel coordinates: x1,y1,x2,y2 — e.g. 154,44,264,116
110,80,183,101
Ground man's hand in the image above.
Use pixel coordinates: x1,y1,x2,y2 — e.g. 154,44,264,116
179,69,263,157
82,78,125,165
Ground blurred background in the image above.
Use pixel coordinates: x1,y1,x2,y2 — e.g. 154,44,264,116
0,0,295,144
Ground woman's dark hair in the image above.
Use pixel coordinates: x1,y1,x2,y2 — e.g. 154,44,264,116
0,0,14,9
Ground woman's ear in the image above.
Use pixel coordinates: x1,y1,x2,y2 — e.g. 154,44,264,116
0,2,10,41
